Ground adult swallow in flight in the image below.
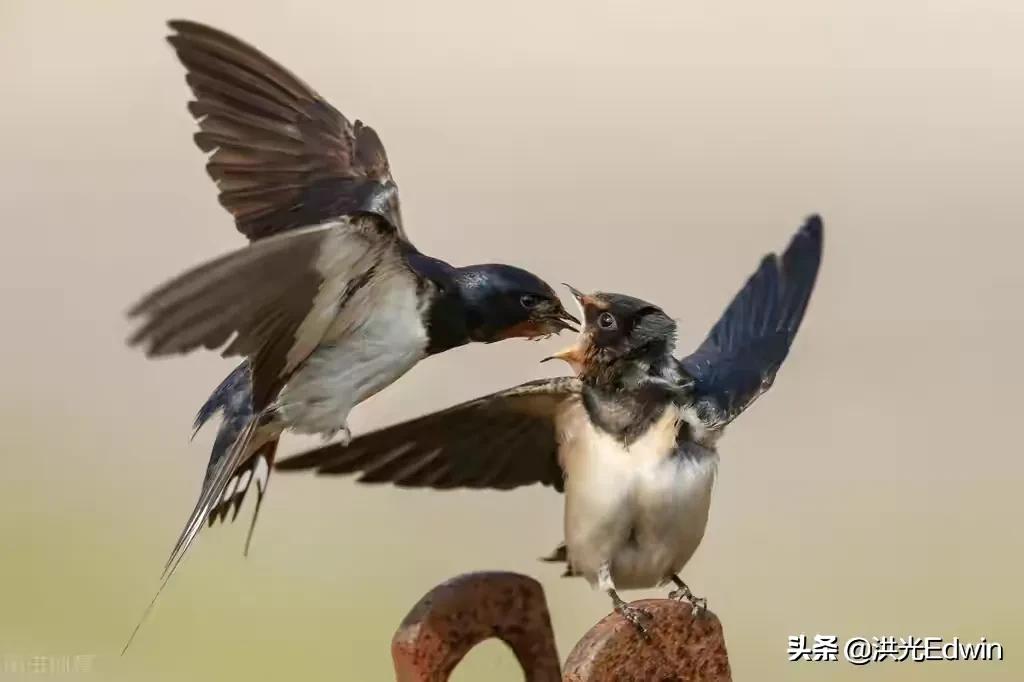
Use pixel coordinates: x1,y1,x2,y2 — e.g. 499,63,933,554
275,216,823,634
123,20,577,645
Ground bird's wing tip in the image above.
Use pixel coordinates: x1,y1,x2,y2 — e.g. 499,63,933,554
166,18,205,33
801,214,824,239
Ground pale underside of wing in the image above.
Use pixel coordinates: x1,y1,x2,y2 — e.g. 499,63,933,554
127,213,401,408
124,214,412,650
276,377,583,492
167,20,405,241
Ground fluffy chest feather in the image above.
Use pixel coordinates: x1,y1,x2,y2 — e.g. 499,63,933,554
276,265,430,435
558,400,718,589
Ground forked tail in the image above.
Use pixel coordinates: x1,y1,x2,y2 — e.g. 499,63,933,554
122,367,279,653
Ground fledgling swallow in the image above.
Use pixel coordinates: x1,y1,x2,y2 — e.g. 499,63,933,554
122,20,578,648
276,216,823,635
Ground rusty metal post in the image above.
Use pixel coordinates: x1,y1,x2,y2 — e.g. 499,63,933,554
391,571,561,682
392,573,731,681
563,599,732,681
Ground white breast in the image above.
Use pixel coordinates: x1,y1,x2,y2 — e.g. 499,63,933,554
276,264,429,437
558,402,718,590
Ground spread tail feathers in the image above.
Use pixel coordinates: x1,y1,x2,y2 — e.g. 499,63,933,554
208,440,278,558
122,414,278,654
192,361,274,554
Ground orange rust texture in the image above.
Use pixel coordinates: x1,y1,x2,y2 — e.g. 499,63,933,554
562,599,732,682
391,571,561,682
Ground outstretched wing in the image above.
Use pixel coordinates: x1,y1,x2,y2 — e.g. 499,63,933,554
679,215,823,429
276,378,582,492
167,20,404,241
127,213,408,409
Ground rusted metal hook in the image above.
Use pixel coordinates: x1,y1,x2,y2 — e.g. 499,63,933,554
392,572,561,681
391,572,731,681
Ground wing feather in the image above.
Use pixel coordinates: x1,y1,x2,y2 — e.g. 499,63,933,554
167,20,405,240
679,215,823,429
276,378,582,492
128,214,401,407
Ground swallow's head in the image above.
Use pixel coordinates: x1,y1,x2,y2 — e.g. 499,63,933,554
455,264,579,343
542,287,676,380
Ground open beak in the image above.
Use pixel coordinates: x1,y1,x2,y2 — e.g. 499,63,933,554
554,283,590,333
547,303,580,333
529,295,579,336
541,340,587,374
562,282,603,314
538,283,589,369
563,283,586,303
493,303,579,341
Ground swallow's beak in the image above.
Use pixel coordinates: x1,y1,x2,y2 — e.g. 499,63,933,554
548,302,580,332
563,282,604,312
528,297,579,336
541,341,587,374
563,283,586,304
499,302,579,341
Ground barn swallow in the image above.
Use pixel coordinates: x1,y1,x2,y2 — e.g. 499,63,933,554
276,216,823,634
123,20,577,647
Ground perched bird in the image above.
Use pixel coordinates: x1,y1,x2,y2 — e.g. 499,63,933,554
124,20,578,644
276,216,823,633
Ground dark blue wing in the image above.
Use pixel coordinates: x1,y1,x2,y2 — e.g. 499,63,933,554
679,215,823,428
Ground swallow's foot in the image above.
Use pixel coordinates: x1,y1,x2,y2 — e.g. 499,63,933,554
608,589,652,640
615,601,653,639
668,576,708,617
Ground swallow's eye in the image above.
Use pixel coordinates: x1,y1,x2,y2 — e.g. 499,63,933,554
597,312,617,330
520,294,543,309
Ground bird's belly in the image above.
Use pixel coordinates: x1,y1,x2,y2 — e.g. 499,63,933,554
276,282,428,436
609,453,717,589
560,404,717,590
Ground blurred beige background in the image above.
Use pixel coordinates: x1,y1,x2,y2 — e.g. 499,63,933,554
2,0,1022,680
